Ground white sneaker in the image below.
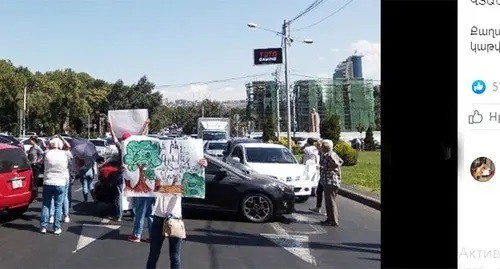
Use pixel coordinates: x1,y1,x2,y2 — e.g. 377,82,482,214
49,216,54,224
40,228,47,234
54,228,62,235
63,216,70,223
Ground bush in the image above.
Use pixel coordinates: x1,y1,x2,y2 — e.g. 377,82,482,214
364,126,376,151
320,114,341,146
292,146,301,156
279,137,296,148
334,141,359,166
262,117,277,143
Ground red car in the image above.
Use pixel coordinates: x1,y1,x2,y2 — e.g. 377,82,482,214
0,143,37,215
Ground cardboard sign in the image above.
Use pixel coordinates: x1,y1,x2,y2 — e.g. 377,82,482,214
122,136,205,198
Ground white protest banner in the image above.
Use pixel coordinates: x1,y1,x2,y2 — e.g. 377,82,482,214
108,109,149,138
122,135,205,198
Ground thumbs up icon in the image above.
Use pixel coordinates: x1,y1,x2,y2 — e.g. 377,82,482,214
469,110,483,124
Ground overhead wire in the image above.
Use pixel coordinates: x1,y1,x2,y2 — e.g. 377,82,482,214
294,0,356,31
288,0,326,24
155,73,272,88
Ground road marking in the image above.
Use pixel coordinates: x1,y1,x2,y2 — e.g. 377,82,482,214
74,187,82,192
73,218,119,253
289,213,327,235
261,222,317,266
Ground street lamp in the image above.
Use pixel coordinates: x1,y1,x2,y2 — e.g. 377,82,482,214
247,20,313,150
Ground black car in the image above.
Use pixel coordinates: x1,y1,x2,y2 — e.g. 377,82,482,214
0,134,22,148
222,138,262,162
183,155,295,222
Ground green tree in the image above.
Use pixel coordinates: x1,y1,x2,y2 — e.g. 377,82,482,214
123,140,162,193
356,123,366,136
262,117,277,142
320,114,341,146
374,85,381,131
364,125,376,151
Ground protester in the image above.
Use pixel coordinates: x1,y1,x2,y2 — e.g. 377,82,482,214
301,138,319,164
27,135,44,186
309,140,326,215
80,160,98,202
40,138,71,234
146,158,208,269
128,196,155,243
107,118,150,222
49,136,74,224
319,139,343,226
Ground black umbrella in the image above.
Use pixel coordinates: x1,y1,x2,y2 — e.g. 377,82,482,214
65,137,99,177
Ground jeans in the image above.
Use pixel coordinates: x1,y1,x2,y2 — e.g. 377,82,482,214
132,197,155,238
81,175,93,202
115,172,124,218
50,182,71,217
41,185,65,230
147,216,182,269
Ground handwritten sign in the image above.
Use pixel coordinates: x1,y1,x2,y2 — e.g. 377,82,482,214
122,136,205,198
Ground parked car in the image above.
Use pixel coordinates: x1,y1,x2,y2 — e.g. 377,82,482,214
0,134,23,148
183,154,295,222
89,139,112,159
225,143,312,203
222,138,262,162
0,143,37,215
105,137,119,156
204,140,227,159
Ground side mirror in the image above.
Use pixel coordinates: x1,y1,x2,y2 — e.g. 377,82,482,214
231,157,241,163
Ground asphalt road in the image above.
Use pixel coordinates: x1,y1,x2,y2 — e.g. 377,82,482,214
0,182,380,269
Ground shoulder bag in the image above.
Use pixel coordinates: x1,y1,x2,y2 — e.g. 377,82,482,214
163,215,186,239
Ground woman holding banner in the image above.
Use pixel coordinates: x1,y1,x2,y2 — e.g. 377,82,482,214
146,158,207,269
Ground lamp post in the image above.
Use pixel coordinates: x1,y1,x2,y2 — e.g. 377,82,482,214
247,21,313,149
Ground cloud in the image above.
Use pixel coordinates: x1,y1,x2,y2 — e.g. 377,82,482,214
158,84,247,101
350,40,380,81
318,56,326,61
190,84,209,99
330,48,340,53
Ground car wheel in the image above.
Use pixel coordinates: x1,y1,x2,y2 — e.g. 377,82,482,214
240,193,274,223
296,196,309,203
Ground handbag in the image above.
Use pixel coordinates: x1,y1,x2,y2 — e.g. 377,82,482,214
162,215,186,239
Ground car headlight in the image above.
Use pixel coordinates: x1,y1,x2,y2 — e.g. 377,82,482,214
271,182,292,192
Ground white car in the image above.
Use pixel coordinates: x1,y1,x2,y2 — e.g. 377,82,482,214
226,143,313,203
89,139,112,158
204,140,227,159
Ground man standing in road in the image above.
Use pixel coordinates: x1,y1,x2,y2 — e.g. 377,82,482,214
319,139,343,226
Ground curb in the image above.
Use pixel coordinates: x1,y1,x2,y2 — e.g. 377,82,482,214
338,187,381,211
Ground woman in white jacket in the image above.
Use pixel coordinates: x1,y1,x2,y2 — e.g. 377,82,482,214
146,158,207,269
40,138,70,234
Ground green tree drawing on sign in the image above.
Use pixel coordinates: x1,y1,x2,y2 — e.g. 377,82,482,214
123,140,162,193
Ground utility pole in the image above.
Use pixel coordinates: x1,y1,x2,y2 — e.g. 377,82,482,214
283,20,292,150
22,87,27,137
87,114,90,139
273,71,281,139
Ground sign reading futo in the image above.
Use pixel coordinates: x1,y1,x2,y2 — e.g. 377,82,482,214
254,48,283,65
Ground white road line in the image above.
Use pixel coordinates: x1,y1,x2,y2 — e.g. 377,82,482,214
74,187,82,193
73,218,118,253
261,222,317,266
290,213,327,235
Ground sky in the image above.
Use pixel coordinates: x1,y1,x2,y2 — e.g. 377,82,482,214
0,0,380,101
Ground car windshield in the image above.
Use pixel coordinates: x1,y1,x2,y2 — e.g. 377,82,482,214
245,147,297,164
106,137,115,145
208,142,226,150
90,140,106,147
202,132,226,141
